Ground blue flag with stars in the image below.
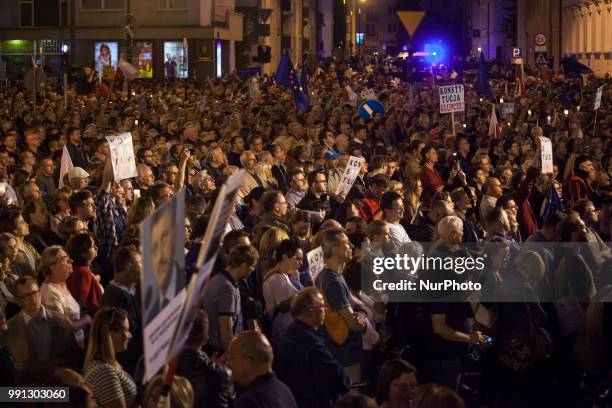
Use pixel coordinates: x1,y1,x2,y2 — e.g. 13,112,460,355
274,51,309,111
541,184,564,225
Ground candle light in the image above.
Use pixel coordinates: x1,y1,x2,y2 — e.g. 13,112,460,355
528,110,532,116
564,109,569,116
500,97,504,104
576,105,580,111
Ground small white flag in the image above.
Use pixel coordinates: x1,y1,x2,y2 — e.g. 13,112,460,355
59,146,74,188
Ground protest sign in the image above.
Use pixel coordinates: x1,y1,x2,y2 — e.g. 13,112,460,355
335,155,366,197
439,84,465,114
307,247,325,280
140,190,186,382
594,86,603,111
539,136,553,174
106,132,138,181
167,170,246,360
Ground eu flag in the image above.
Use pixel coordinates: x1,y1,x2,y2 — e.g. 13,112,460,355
541,184,564,225
474,52,493,99
274,51,309,111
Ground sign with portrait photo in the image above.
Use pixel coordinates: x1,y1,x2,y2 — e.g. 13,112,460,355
140,190,186,381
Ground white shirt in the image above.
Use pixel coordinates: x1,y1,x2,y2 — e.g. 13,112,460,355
263,272,299,339
387,222,411,246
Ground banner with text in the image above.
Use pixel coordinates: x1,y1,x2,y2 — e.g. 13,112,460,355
439,84,465,114
335,155,366,197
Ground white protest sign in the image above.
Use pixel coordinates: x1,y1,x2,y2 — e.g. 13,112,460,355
167,170,246,361
439,84,465,114
307,247,324,280
335,155,366,197
539,136,553,174
106,132,137,182
140,190,186,382
594,86,603,111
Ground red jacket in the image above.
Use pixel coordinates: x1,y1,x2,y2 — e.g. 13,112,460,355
66,265,103,312
419,165,444,207
564,174,593,207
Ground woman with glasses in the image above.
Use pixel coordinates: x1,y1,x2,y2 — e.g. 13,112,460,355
83,307,138,408
38,246,92,347
66,232,104,313
263,239,304,339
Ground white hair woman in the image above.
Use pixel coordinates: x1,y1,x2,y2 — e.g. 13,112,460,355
436,215,464,244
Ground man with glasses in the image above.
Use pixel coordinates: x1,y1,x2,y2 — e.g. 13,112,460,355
297,170,331,230
274,287,350,407
285,169,308,211
252,190,290,244
1,277,77,381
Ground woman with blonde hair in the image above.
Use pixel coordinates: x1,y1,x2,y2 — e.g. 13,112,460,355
38,245,92,346
258,227,290,275
126,195,155,225
403,178,423,223
255,161,278,189
144,374,194,408
83,307,138,407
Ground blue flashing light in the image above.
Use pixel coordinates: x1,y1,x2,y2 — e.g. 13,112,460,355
402,45,408,51
424,42,445,64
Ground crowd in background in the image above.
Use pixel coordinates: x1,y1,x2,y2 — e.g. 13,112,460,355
0,54,610,407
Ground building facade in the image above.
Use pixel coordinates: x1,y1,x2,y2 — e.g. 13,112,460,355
463,0,516,62
0,0,244,80
517,0,612,74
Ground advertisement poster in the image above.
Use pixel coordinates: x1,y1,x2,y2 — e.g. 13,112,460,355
163,41,188,79
135,41,153,79
94,42,118,77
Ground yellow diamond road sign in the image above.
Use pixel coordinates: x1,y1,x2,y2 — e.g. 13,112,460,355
396,11,426,37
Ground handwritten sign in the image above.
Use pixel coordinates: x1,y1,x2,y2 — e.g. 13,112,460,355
307,246,324,280
335,155,366,197
594,86,603,111
539,136,553,174
439,85,465,114
106,132,138,182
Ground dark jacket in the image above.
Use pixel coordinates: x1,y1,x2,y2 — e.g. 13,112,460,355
65,142,87,169
252,212,290,244
25,225,62,254
234,372,297,408
274,320,350,407
35,174,56,199
176,348,235,408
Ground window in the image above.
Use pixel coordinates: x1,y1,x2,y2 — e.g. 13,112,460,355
82,0,124,10
159,0,187,9
34,0,60,27
366,23,375,38
20,1,33,27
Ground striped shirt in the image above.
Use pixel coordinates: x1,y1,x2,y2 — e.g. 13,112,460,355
84,360,137,407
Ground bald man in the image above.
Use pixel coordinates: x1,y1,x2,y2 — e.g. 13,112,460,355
225,331,297,408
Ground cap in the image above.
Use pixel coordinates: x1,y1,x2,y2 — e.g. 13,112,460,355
324,150,340,161
68,167,90,180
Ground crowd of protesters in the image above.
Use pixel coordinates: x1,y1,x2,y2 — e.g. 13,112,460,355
0,53,610,408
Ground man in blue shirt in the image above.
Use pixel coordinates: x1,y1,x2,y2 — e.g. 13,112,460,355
315,228,366,384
